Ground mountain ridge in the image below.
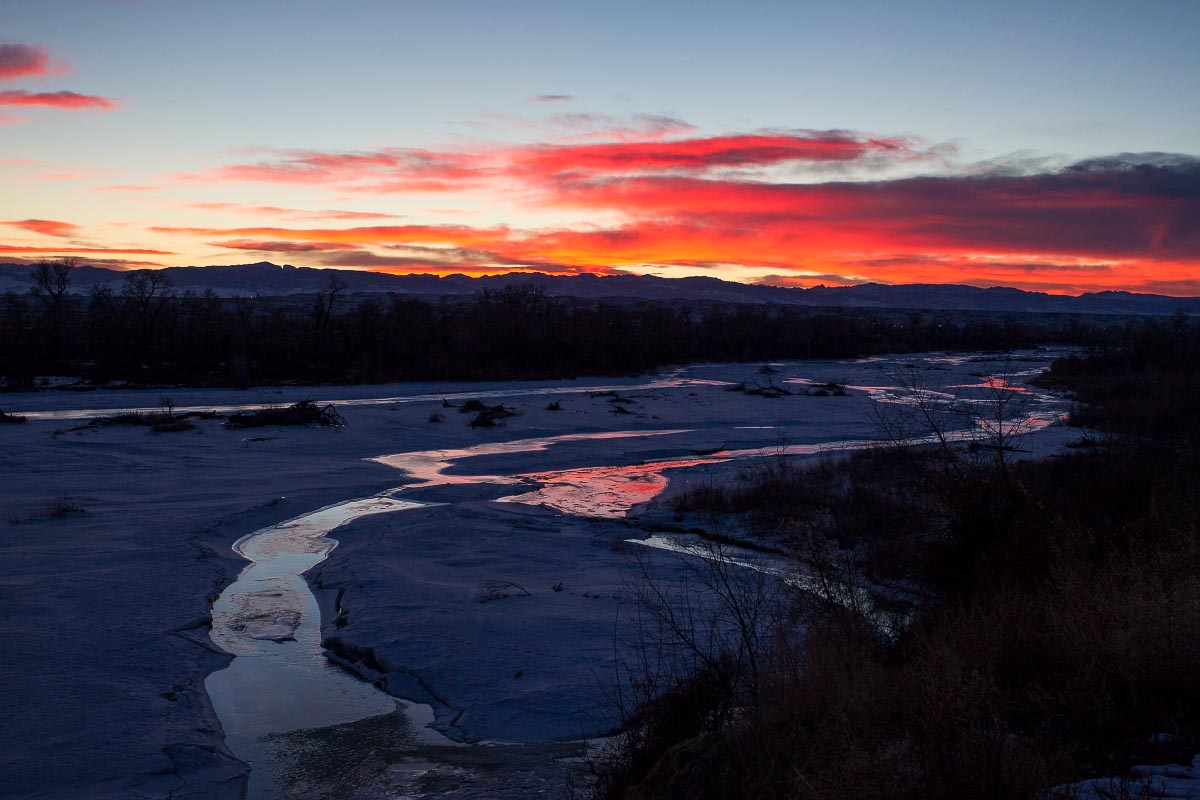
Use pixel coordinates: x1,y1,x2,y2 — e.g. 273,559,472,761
2,261,1197,315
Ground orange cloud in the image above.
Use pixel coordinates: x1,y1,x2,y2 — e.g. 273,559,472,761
187,202,399,221
4,218,80,237
151,124,1200,295
150,149,1200,294
211,239,360,253
151,223,515,250
0,255,166,268
0,245,173,255
321,209,400,220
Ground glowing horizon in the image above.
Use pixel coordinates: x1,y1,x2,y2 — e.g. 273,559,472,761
1,1,1197,296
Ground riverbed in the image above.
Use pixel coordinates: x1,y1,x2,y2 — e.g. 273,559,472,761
0,350,1073,798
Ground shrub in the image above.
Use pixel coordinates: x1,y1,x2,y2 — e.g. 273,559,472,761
467,403,518,428
224,400,345,429
458,399,488,413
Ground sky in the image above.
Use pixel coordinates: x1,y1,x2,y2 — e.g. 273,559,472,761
0,0,1198,295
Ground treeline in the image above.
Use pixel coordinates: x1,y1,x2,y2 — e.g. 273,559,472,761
596,317,1200,799
0,260,1159,389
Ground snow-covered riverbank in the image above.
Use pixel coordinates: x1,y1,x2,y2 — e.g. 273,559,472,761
0,351,1073,798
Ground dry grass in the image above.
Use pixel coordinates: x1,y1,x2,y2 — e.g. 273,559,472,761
598,329,1200,800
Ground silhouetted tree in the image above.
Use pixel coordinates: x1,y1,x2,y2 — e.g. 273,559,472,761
29,257,77,357
0,273,1126,388
311,273,349,348
121,269,173,348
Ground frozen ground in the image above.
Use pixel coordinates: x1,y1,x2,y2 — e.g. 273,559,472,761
0,350,1076,798
1053,754,1200,799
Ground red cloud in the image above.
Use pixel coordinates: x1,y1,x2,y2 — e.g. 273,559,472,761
0,90,117,110
151,152,1200,295
4,218,80,237
0,44,56,80
150,131,1200,296
530,94,574,103
511,131,916,177
181,130,926,190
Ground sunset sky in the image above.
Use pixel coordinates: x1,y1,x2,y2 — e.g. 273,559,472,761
1,0,1198,294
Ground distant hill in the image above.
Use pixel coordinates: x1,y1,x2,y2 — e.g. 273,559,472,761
2,260,1198,316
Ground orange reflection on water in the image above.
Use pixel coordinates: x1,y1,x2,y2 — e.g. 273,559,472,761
498,455,731,518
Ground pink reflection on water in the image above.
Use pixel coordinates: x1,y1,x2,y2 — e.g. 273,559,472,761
950,376,1029,392
371,430,691,488
498,455,732,518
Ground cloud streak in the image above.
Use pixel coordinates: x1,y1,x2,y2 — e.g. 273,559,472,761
0,90,118,110
4,218,81,237
512,130,920,175
0,244,173,255
179,130,929,191
211,239,359,253
542,112,697,141
187,202,399,221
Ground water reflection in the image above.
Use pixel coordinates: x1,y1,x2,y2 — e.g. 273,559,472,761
371,430,690,488
498,456,731,518
206,496,446,800
376,400,1062,523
